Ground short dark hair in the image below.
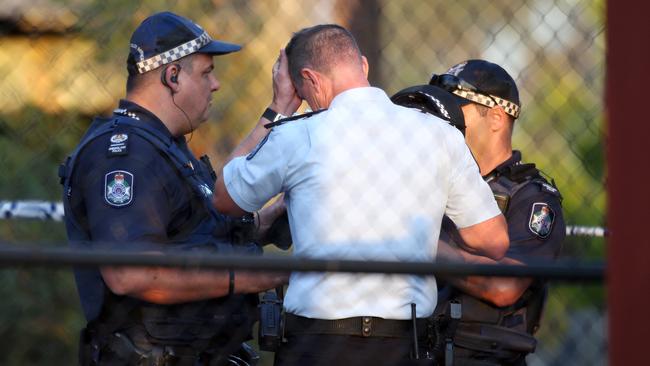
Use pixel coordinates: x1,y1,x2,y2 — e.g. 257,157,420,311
285,24,362,88
474,103,489,117
472,103,515,135
126,54,195,93
473,103,516,125
126,73,144,93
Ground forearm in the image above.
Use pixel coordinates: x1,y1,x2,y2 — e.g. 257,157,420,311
255,195,286,239
456,276,532,307
215,50,300,213
226,49,301,162
437,241,531,307
101,266,288,304
457,214,509,260
226,115,273,162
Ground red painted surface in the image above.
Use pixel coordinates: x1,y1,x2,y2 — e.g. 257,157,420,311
607,1,650,365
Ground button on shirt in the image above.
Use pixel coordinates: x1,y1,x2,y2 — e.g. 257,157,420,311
223,87,500,320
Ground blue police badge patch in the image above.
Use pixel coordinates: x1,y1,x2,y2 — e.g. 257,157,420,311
528,202,555,238
105,170,133,207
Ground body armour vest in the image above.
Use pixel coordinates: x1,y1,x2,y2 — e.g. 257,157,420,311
435,153,563,363
59,112,259,346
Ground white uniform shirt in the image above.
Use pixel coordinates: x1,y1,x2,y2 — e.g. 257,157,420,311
223,87,500,319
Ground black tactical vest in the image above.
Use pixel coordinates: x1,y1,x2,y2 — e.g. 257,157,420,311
434,160,562,365
59,114,259,348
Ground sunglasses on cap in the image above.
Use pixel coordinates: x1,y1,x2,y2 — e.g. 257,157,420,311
429,74,520,118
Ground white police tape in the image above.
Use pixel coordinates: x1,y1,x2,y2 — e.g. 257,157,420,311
0,200,64,221
565,225,607,237
0,200,607,237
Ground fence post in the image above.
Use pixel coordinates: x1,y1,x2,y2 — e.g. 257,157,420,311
607,1,650,365
336,0,382,85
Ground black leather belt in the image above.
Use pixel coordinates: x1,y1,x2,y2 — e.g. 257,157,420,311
285,313,429,338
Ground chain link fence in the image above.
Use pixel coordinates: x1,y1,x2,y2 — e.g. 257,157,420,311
0,0,605,365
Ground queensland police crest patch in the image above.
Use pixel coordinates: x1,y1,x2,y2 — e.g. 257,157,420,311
528,202,555,238
105,170,133,207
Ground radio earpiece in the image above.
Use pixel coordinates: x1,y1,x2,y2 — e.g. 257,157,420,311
161,64,181,91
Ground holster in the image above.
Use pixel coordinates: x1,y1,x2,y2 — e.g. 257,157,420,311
79,331,149,366
432,291,540,365
78,327,100,366
454,323,536,357
258,288,284,352
81,330,259,366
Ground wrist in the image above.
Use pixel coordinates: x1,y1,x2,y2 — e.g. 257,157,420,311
261,106,287,123
268,102,294,117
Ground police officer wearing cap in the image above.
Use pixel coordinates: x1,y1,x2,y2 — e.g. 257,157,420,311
393,60,565,366
214,25,511,366
59,12,288,366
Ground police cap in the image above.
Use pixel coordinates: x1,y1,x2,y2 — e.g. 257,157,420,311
430,59,521,119
391,84,466,134
127,11,241,75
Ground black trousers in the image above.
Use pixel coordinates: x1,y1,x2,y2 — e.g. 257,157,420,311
274,333,434,366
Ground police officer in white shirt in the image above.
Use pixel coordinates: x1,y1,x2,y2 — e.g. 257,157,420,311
214,24,509,366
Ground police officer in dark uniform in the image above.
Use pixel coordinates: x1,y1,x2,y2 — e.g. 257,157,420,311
392,59,565,366
59,12,288,365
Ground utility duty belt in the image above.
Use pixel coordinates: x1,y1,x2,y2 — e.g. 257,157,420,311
432,293,540,366
79,328,259,366
78,292,259,366
285,313,430,338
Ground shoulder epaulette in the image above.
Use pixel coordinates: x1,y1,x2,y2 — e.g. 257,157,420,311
264,109,327,129
533,170,563,201
502,163,539,183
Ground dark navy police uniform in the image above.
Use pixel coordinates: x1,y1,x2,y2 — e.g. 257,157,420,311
60,100,259,366
435,150,564,366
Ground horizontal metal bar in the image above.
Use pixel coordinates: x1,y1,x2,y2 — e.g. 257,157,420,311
0,244,605,281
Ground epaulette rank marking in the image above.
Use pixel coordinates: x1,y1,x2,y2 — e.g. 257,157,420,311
264,109,327,129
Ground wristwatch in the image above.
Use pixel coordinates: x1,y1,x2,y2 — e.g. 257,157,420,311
239,212,255,226
262,107,287,123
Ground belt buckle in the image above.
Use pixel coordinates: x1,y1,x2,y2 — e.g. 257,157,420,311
361,316,372,337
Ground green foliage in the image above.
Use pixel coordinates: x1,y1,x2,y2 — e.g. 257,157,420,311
0,105,86,364
0,268,83,365
0,105,87,201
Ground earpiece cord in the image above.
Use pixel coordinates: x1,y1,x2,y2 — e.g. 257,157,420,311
171,94,194,143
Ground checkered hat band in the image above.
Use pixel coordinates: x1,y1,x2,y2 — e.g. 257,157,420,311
136,32,211,74
453,89,520,118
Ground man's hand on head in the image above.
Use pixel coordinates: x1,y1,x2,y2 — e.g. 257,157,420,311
271,49,302,116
